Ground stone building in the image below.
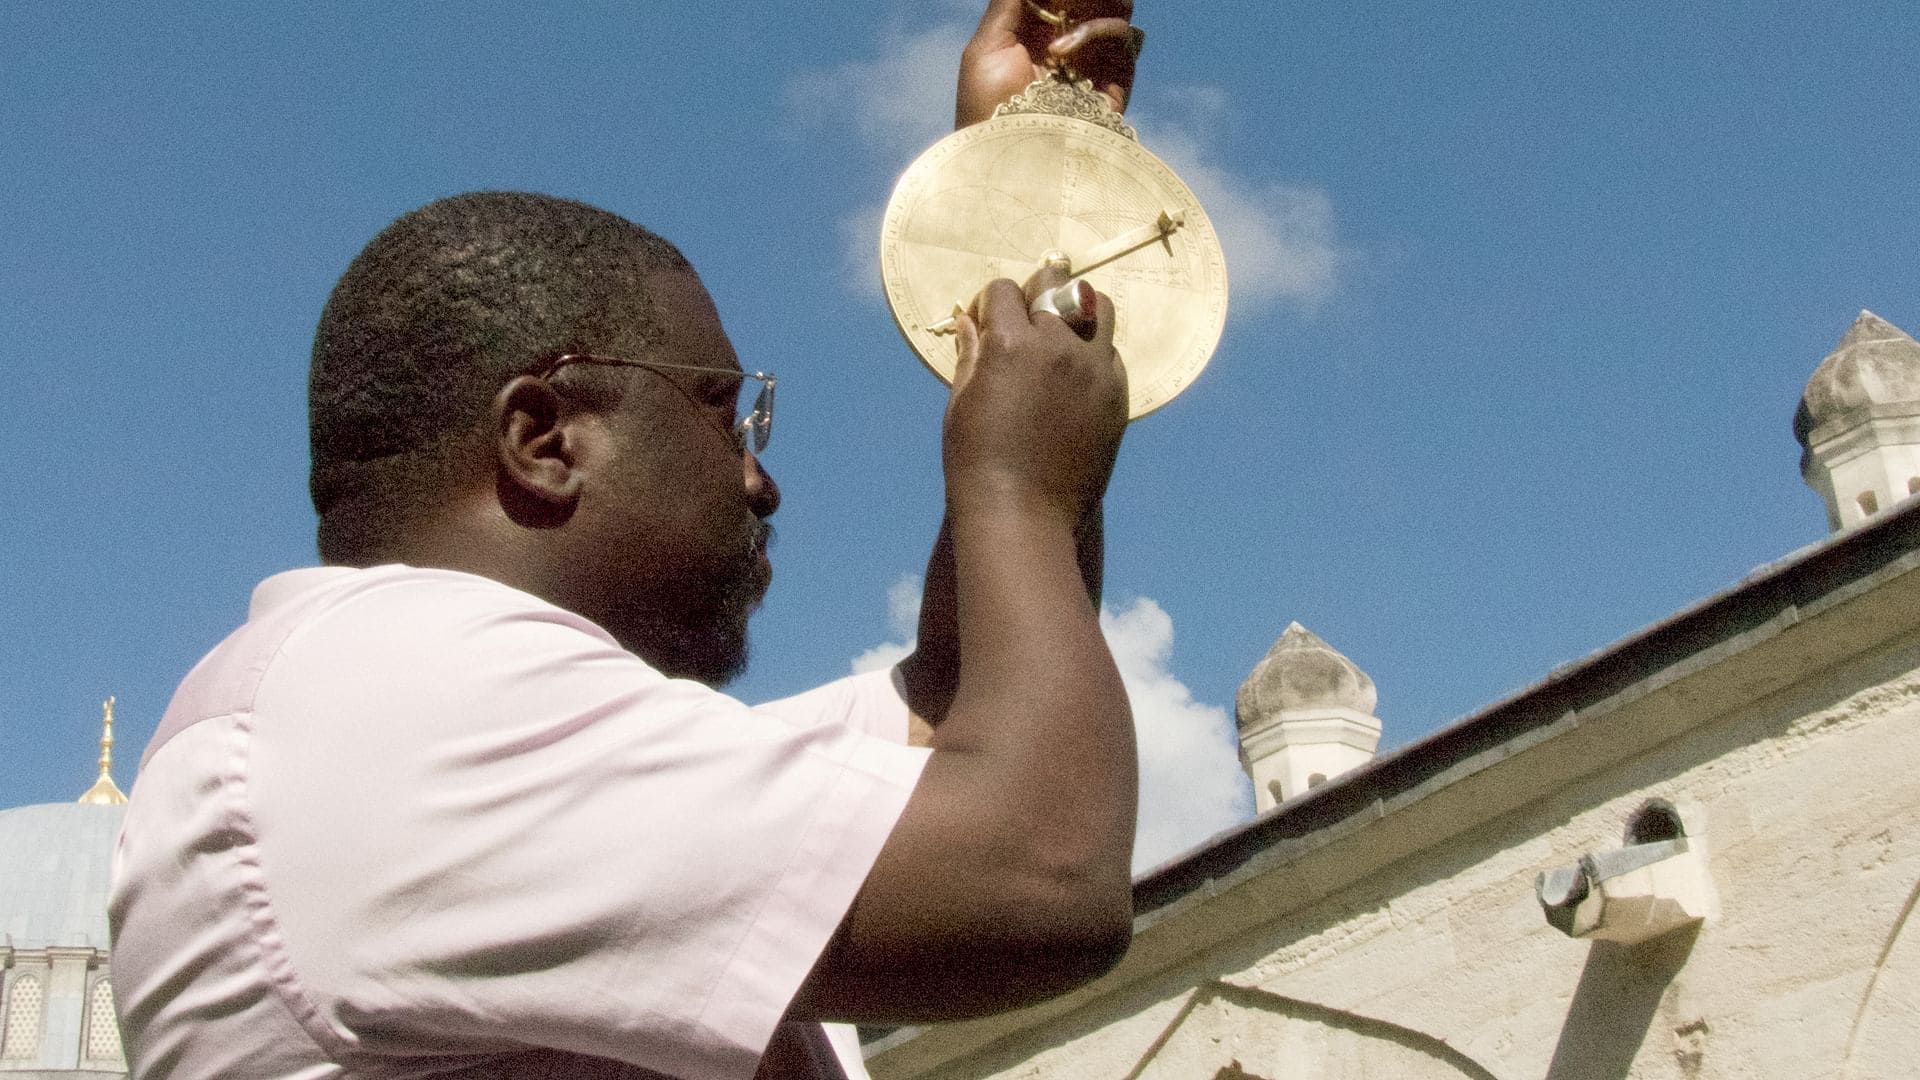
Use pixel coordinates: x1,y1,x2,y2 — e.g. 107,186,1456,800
865,313,1920,1079
0,703,129,1078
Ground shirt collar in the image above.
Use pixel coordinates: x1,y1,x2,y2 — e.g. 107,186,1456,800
248,567,360,620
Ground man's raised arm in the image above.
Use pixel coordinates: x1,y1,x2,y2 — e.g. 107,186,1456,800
788,5,1145,1022
904,0,1137,730
797,274,1134,1024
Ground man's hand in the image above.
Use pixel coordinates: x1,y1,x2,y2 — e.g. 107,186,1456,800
957,0,1143,129
944,269,1127,531
897,267,1123,728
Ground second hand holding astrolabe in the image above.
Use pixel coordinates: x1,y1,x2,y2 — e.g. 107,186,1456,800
879,1,1229,420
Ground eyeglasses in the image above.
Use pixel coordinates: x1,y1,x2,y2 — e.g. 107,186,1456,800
537,353,775,454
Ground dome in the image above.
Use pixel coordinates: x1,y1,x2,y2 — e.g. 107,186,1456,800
1236,622,1377,729
1795,311,1920,445
0,802,124,949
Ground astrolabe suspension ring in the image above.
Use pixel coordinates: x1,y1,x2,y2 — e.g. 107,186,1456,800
1023,0,1069,27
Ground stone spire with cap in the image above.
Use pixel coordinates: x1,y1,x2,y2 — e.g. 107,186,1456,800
78,696,128,806
1796,311,1920,532
1235,623,1383,812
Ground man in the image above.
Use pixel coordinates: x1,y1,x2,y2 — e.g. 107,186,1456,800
110,2,1146,1076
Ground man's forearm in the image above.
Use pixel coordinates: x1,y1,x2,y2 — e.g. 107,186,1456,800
810,500,1135,1020
899,504,1106,728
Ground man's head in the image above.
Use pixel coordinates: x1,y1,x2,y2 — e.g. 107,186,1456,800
309,192,778,684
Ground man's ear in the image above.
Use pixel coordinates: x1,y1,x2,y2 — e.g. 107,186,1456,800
494,375,588,513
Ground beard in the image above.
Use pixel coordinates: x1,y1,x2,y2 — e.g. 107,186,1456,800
625,520,772,688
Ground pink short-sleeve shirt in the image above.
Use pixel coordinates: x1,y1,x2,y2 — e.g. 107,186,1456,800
109,566,930,1079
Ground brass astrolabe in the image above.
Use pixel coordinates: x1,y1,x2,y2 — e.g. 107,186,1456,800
878,34,1229,419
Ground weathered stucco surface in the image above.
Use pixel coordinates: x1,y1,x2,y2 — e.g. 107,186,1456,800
869,550,1920,1080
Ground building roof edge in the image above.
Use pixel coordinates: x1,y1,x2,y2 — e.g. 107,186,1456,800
1132,496,1920,915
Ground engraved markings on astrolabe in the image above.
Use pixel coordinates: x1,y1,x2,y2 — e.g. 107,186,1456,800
915,137,1199,339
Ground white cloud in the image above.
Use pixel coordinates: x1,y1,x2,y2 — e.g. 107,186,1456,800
850,639,915,676
784,24,970,168
785,26,1354,311
838,202,886,306
785,23,968,300
1102,597,1254,871
850,576,1254,872
1140,122,1348,313
850,574,922,674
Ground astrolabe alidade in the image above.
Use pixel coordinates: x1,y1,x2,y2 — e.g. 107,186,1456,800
879,65,1228,419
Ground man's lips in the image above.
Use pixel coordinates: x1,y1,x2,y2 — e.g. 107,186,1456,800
749,521,774,592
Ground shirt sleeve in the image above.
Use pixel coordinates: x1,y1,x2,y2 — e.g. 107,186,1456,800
242,569,930,1080
754,666,912,745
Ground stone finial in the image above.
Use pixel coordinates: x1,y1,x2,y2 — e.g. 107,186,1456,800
1795,311,1920,446
1796,311,1920,532
1236,622,1378,732
1236,624,1384,812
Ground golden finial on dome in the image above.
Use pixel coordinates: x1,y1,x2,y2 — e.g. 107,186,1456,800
78,696,128,806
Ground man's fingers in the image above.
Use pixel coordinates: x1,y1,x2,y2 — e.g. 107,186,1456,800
1030,280,1099,340
951,307,982,392
1022,264,1072,304
974,0,1026,38
1045,15,1139,111
1047,17,1141,59
976,278,1034,335
1089,288,1118,352
974,273,1111,347
981,0,1135,65
1053,0,1135,22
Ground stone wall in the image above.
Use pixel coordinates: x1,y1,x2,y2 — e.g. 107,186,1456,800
870,535,1920,1080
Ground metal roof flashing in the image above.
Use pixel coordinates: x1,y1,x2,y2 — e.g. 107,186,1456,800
1132,495,1920,919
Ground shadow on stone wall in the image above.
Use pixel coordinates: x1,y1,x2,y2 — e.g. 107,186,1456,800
1122,981,1502,1080
1842,874,1920,1079
1544,923,1701,1080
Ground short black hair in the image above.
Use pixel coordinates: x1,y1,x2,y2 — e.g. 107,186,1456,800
309,191,691,554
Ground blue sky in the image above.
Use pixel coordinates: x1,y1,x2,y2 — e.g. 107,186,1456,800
5,1,1917,867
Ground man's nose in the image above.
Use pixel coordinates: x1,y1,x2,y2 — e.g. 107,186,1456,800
744,450,780,518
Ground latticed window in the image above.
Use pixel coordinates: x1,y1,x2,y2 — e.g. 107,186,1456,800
85,979,123,1061
1,974,44,1060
